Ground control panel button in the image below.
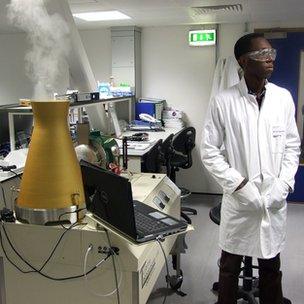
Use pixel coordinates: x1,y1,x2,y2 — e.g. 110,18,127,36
159,202,165,209
159,190,170,202
153,196,162,208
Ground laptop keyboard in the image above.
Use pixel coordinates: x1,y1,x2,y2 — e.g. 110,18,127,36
134,210,168,233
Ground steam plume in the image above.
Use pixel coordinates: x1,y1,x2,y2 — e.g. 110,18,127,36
7,0,70,100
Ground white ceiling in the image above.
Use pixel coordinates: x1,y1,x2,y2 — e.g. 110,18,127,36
1,0,304,34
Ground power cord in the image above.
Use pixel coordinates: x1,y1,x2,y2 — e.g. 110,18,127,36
157,236,186,299
156,236,170,304
28,222,80,273
83,243,121,299
0,207,122,301
0,165,17,171
0,220,99,281
0,165,21,180
104,228,121,304
58,208,87,230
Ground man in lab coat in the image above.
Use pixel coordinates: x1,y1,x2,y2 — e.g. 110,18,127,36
201,33,300,304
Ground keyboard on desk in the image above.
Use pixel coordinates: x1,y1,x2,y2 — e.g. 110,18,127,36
126,142,151,150
128,127,164,132
117,139,154,150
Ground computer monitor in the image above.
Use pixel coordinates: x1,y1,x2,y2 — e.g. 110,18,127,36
0,111,33,151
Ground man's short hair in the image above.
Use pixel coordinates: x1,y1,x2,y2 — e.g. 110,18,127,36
234,33,265,60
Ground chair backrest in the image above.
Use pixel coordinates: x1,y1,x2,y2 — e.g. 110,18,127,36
141,139,163,173
160,133,174,176
172,127,196,169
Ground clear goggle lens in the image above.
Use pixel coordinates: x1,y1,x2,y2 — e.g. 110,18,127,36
247,48,277,61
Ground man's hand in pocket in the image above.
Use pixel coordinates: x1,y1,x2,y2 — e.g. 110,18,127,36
233,180,263,211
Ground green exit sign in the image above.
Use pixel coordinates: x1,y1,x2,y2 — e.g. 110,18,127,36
189,30,216,46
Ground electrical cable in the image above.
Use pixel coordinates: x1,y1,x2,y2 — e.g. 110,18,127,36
83,244,117,297
0,221,99,281
24,208,87,273
26,222,80,273
80,215,123,300
156,237,171,304
58,208,87,230
0,183,7,207
0,225,31,274
10,170,21,180
7,169,21,180
0,166,21,180
104,228,121,303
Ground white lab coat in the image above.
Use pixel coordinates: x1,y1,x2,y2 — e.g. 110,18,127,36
201,77,300,259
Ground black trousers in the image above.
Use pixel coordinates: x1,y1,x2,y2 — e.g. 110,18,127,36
218,250,283,304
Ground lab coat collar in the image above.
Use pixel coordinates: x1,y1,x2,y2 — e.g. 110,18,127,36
238,77,269,98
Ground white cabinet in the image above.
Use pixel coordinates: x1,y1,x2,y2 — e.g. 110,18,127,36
112,36,135,67
111,27,141,98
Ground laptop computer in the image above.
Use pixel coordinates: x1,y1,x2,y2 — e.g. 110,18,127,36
80,160,187,243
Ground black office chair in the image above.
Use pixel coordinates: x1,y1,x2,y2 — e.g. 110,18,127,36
141,139,163,173
170,127,197,223
209,203,291,304
159,131,193,224
142,132,195,225
160,133,174,176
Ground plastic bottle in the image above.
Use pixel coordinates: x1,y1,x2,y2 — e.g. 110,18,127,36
97,81,110,98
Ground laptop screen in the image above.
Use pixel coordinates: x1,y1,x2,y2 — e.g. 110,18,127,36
80,160,137,239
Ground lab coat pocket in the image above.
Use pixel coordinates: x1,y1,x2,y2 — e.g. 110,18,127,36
233,182,262,211
272,125,285,153
266,178,289,210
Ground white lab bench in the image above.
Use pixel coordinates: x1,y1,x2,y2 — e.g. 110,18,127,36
3,96,134,151
0,173,191,304
119,127,182,172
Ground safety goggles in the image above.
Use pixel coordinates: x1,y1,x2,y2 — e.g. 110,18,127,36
246,48,277,62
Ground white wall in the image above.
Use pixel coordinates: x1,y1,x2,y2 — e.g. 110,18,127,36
0,33,32,105
78,24,247,193
0,28,112,106
218,23,246,59
141,25,216,192
0,32,70,106
140,24,248,193
79,28,112,83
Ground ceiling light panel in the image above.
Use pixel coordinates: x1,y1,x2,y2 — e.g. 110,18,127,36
73,10,131,21
68,0,98,4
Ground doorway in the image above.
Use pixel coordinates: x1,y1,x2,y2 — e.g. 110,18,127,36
261,30,304,202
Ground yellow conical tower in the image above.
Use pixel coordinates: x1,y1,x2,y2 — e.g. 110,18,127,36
15,100,85,225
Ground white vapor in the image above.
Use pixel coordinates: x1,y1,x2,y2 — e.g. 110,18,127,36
7,0,70,100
